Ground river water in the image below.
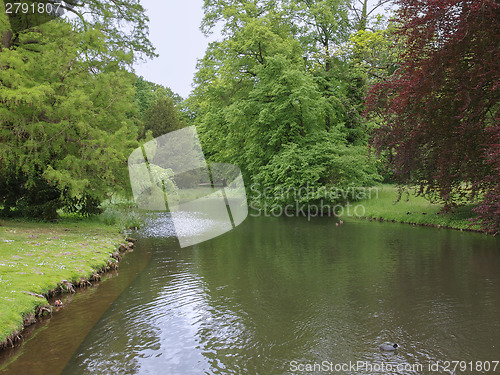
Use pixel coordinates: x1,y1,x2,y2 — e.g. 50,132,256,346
1,214,499,374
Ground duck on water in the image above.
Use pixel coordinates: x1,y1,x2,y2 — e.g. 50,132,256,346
379,343,398,351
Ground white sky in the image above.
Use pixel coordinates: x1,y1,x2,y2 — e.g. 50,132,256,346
134,0,217,99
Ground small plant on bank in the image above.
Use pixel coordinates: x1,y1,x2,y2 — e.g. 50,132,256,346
99,207,144,232
118,211,144,232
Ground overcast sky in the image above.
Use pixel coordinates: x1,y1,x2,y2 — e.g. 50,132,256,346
133,0,218,99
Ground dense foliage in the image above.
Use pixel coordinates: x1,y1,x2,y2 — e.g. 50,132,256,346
2,0,496,233
189,0,391,210
367,0,500,234
0,2,182,218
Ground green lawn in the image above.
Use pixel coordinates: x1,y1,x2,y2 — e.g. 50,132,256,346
0,219,123,347
348,184,482,231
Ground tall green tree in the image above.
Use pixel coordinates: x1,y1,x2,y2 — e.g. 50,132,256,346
191,0,380,203
0,1,155,218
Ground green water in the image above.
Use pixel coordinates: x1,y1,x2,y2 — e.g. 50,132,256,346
1,215,499,374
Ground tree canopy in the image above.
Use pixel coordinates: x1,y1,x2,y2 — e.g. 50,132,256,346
3,0,496,234
190,0,389,210
367,0,500,233
0,1,157,217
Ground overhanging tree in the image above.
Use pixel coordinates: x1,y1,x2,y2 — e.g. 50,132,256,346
367,0,500,234
0,1,156,218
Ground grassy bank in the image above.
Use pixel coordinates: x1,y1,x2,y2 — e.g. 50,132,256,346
350,185,482,231
0,218,126,348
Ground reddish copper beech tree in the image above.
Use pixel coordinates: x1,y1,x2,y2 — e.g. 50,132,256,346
366,0,500,234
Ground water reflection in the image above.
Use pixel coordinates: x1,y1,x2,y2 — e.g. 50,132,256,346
62,215,500,375
2,215,499,375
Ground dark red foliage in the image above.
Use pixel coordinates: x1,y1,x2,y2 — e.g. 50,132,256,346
366,0,500,234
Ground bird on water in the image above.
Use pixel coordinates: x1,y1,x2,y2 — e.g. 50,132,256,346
379,343,398,351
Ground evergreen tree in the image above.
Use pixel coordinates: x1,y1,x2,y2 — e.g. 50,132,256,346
143,96,183,138
0,2,155,218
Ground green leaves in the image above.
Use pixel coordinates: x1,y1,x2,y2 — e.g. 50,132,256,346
190,0,384,210
66,0,157,63
255,131,380,206
348,23,400,83
0,10,144,217
143,96,183,138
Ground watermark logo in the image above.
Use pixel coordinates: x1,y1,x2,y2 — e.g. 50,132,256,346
248,184,379,221
128,126,248,248
5,1,81,33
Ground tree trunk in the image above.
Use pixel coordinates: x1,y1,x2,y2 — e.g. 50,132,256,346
358,0,368,31
1,30,13,51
